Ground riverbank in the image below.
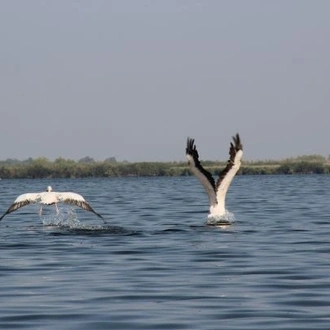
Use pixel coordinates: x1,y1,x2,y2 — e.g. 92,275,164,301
0,155,329,178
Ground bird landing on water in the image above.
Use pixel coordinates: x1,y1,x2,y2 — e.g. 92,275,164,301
186,134,243,221
0,186,104,222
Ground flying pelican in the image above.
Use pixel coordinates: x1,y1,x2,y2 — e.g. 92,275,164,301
0,186,104,221
186,134,243,218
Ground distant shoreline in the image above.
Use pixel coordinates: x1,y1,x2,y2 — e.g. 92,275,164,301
0,155,329,178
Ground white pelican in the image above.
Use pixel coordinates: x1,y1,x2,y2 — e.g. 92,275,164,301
186,134,243,218
0,186,104,221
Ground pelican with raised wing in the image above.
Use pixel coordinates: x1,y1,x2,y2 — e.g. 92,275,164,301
0,186,104,221
186,134,243,219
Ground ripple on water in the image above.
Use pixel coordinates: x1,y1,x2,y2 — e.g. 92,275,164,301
0,176,330,330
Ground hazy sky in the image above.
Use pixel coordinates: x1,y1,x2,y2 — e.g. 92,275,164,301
1,0,330,162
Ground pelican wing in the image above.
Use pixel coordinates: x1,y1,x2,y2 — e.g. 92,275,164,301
56,192,104,220
0,193,42,221
186,137,217,206
215,133,243,200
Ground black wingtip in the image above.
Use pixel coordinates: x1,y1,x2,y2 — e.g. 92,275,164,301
96,212,107,223
232,133,243,151
186,137,195,155
91,209,106,221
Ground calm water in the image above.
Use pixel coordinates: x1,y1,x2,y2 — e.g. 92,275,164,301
0,175,330,330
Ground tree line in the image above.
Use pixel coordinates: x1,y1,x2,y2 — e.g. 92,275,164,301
0,155,329,179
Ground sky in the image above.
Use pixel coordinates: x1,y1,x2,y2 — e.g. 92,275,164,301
1,0,330,162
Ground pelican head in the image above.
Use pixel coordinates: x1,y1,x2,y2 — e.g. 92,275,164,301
46,186,53,192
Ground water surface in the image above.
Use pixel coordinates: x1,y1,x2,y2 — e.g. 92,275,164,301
0,176,330,329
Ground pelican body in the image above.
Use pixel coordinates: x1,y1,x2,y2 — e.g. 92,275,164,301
0,186,104,221
186,134,243,218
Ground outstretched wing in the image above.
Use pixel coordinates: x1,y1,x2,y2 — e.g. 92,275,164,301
186,137,217,207
215,133,243,199
56,192,104,220
0,193,42,221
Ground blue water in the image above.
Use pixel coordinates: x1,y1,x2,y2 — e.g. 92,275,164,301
1,176,330,329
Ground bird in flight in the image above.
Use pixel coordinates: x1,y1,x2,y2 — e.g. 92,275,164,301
0,186,104,221
186,133,243,218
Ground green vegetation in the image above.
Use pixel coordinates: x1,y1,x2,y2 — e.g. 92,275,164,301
0,155,329,179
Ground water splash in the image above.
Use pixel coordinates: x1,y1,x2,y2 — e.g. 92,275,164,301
40,207,82,228
206,210,236,226
40,206,117,233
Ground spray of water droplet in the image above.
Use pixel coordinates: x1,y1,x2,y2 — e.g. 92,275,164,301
206,210,236,226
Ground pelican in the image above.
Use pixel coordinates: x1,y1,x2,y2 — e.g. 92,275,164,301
186,134,243,218
0,186,104,221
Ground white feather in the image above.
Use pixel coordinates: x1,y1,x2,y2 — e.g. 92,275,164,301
212,150,243,216
186,154,217,207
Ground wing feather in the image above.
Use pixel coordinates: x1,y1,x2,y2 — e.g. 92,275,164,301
0,193,41,221
215,133,243,200
56,192,104,220
186,137,217,206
